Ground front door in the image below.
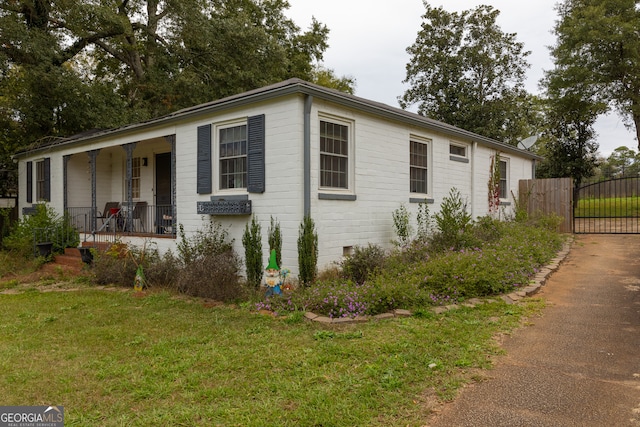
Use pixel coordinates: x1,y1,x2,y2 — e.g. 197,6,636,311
155,152,172,233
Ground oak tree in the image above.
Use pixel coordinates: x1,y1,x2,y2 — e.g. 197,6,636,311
401,4,535,144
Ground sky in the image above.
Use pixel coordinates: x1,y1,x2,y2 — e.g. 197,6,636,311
286,0,636,157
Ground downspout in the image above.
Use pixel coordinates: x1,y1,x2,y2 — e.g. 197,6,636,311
304,95,313,217
471,141,477,218
63,155,70,214
532,159,537,179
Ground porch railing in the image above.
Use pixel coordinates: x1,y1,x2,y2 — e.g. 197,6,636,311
32,225,81,258
66,204,176,244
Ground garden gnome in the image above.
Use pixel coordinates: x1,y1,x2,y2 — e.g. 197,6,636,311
134,265,146,292
264,249,282,296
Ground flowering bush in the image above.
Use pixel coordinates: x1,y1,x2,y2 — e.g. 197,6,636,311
255,218,564,317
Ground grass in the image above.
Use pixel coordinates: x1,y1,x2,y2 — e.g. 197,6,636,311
0,284,544,426
575,196,640,217
0,250,42,278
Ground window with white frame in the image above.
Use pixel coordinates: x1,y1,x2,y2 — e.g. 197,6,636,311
219,123,248,190
499,159,508,199
410,139,429,194
36,160,46,201
320,120,349,189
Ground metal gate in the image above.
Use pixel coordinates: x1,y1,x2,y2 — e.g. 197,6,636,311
574,177,640,234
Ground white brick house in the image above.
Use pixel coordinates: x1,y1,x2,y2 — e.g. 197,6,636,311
14,79,540,275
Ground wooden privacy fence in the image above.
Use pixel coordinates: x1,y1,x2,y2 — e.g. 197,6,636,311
518,178,573,233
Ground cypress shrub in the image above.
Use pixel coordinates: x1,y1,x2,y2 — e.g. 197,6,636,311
297,215,318,286
242,215,263,289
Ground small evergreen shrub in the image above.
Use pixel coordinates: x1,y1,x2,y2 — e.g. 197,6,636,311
242,216,263,289
416,200,432,242
430,188,473,251
341,244,386,284
297,215,318,286
392,204,412,246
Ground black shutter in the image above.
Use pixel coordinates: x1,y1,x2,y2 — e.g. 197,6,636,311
43,157,51,201
26,161,33,203
197,124,212,194
247,114,265,193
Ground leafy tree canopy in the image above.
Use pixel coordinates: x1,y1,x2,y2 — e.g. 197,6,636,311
536,66,606,187
0,0,332,130
550,0,640,149
0,0,354,196
401,3,536,144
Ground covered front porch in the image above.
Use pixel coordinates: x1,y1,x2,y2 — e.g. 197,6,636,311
63,134,176,244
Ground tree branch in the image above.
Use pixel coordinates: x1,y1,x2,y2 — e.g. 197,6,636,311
54,28,127,66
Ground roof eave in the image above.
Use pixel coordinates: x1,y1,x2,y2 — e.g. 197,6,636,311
13,78,542,161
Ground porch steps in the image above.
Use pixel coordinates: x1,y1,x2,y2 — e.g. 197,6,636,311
80,241,112,252
53,248,84,273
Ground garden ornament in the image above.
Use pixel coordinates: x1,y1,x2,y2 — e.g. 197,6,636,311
264,249,288,297
134,265,146,292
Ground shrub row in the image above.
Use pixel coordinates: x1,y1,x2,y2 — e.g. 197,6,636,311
259,218,563,318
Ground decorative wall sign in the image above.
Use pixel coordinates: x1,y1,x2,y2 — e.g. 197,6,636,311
197,200,252,215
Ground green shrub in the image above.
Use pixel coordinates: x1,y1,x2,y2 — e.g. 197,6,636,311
297,215,318,286
259,220,564,317
3,204,79,258
92,220,244,301
174,220,243,300
145,250,180,288
431,188,473,251
175,251,244,302
416,200,432,242
470,216,507,244
242,215,263,289
91,241,160,287
530,213,564,232
176,220,233,265
0,250,41,278
341,244,386,284
392,204,412,246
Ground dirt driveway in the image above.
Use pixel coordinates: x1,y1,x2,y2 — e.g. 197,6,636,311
428,234,640,426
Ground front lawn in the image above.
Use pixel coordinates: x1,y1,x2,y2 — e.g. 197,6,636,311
0,286,543,426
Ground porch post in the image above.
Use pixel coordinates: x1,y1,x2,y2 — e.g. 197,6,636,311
63,155,70,212
165,134,177,231
88,150,99,231
122,143,137,232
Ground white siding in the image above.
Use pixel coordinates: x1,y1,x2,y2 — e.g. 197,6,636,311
174,97,306,274
16,89,536,279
